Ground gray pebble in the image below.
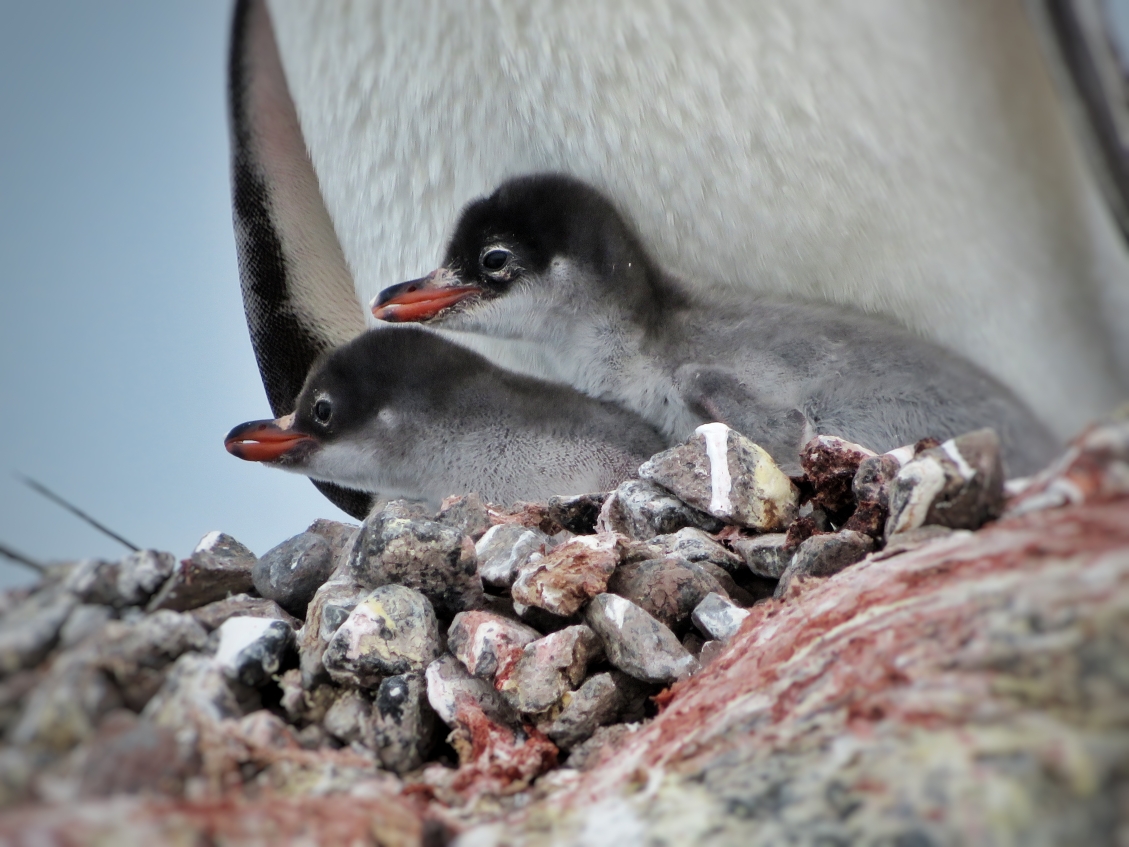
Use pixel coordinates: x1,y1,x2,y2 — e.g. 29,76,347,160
0,582,77,675
774,529,876,598
146,532,257,613
597,479,723,540
585,593,698,684
729,532,791,579
253,532,335,616
65,550,176,609
691,592,750,642
475,524,551,591
366,672,436,774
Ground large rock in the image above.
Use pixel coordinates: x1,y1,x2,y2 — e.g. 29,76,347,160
347,502,484,615
639,423,799,530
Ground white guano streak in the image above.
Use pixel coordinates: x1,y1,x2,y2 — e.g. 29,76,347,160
940,438,975,480
696,422,733,516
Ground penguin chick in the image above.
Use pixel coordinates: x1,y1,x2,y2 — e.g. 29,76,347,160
372,174,1059,476
225,326,665,507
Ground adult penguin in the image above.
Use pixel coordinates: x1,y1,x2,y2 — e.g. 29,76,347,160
230,0,1129,512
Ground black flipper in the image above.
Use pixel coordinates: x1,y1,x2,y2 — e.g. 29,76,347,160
228,0,373,518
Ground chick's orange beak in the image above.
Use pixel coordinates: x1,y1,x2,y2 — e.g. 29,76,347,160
371,268,482,322
224,416,314,462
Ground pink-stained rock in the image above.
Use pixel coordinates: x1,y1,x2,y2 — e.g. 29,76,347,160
800,434,878,517
447,611,541,679
510,533,626,617
1006,415,1129,516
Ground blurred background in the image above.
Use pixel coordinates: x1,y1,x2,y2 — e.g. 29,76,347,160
0,2,347,588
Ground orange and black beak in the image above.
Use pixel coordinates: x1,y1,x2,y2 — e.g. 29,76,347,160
371,267,483,322
224,415,315,462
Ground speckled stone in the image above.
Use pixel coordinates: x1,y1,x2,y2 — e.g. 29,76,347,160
211,616,296,688
347,502,484,615
475,524,552,591
691,592,751,642
774,529,876,599
607,556,728,630
729,532,791,579
322,585,440,688
0,582,77,675
65,550,176,609
537,671,651,750
366,672,436,774
447,611,541,680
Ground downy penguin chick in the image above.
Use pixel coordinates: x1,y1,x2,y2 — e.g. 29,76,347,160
224,326,665,507
373,174,1059,476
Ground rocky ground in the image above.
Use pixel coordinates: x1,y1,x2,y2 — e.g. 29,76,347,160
0,418,1126,846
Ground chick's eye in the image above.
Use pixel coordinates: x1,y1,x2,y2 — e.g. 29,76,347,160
313,399,332,424
481,248,511,272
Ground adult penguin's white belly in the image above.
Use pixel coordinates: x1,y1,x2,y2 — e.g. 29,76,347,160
265,0,1129,440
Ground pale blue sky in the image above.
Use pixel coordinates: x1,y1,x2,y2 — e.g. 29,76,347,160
0,1,348,586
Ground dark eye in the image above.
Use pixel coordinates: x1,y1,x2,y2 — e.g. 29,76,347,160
313,398,332,424
481,248,511,272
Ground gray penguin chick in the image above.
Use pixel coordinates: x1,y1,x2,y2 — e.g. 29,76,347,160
373,174,1059,476
225,325,665,507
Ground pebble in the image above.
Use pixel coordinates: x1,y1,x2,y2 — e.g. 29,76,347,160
322,585,440,688
585,593,699,684
347,502,484,616
546,493,609,535
510,533,625,617
475,524,552,591
885,429,1005,536
212,616,296,688
0,582,77,675
691,593,751,642
607,556,728,630
447,611,540,679
65,550,176,609
8,651,121,753
58,604,114,650
366,672,436,773
639,423,799,530
537,671,647,750
435,492,494,541
800,435,877,517
146,532,258,613
596,479,723,540
498,625,603,714
730,532,791,579
141,652,242,736
650,527,744,576
774,529,876,599
189,594,300,632
252,531,336,617
297,578,370,688
425,654,517,729
304,518,359,562
322,688,370,744
97,610,209,710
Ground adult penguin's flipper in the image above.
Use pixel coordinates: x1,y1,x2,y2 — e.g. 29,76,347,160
228,0,373,518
